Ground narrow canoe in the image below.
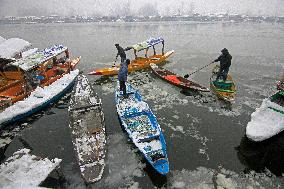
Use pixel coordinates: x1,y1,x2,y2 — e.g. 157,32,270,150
69,75,106,183
209,66,236,102
150,63,209,92
88,50,174,76
115,83,169,175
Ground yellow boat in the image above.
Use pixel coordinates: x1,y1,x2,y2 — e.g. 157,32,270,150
89,37,174,76
210,65,236,102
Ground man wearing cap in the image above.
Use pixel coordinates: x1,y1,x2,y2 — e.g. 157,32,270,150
118,59,131,98
212,48,232,81
115,44,127,63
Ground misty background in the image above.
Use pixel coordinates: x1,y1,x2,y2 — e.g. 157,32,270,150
0,0,283,17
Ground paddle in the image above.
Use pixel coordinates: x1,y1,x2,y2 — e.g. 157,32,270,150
184,62,214,78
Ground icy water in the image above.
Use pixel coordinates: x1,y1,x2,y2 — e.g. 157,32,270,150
1,22,284,188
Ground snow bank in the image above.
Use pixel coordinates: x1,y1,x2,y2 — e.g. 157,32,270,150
0,70,79,125
246,98,284,141
0,38,31,58
0,148,61,188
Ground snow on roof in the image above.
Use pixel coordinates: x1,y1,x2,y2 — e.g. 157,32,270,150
22,48,38,58
0,38,31,58
131,37,164,51
0,148,61,188
12,44,67,71
0,36,5,44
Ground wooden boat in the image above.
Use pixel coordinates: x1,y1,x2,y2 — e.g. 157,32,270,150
89,37,174,76
115,83,169,175
68,75,106,183
246,90,284,142
0,45,80,127
150,63,209,92
210,65,236,102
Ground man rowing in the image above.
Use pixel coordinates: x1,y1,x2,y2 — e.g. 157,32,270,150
212,48,232,81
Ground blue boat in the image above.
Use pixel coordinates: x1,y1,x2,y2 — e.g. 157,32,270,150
115,83,169,175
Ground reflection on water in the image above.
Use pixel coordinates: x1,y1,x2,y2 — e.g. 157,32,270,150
237,134,284,176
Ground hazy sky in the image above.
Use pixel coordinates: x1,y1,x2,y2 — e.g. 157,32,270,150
0,0,283,17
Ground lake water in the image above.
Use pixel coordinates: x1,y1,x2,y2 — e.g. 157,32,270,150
1,21,284,188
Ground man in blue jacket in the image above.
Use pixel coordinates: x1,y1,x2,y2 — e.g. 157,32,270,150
118,59,131,97
212,48,232,81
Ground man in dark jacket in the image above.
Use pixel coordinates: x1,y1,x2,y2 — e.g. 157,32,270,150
118,59,130,97
115,43,127,63
212,48,232,81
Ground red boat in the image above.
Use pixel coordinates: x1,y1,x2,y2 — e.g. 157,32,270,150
150,63,209,92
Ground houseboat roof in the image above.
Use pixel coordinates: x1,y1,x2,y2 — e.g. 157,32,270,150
12,44,67,71
131,37,164,51
0,38,31,58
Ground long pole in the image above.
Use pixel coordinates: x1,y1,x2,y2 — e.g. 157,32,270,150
184,62,214,78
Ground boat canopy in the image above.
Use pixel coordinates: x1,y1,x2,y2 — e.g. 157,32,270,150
12,44,68,71
131,37,164,52
0,38,31,58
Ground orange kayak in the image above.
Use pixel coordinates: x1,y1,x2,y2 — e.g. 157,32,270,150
89,50,174,76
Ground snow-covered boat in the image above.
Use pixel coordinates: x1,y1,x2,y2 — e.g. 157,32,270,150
0,148,62,188
115,83,169,175
246,90,284,141
0,44,80,127
0,69,79,127
68,75,106,183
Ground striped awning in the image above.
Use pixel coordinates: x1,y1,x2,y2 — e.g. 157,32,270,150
131,37,164,51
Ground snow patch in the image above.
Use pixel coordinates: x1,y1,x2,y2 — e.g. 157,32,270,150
0,38,31,58
246,97,284,141
0,148,61,188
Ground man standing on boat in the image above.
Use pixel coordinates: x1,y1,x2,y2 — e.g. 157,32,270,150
118,59,131,98
115,43,127,63
212,48,232,81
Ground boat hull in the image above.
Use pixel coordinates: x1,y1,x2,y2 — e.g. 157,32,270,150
150,63,209,92
68,75,106,183
89,50,174,76
0,70,79,128
246,91,284,142
115,83,169,175
210,74,236,102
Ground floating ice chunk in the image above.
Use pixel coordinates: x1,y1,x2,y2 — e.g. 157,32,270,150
172,181,186,188
216,173,237,189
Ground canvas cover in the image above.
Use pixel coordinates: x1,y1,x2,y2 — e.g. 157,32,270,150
132,37,164,51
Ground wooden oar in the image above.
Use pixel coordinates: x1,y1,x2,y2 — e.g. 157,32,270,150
184,62,214,78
